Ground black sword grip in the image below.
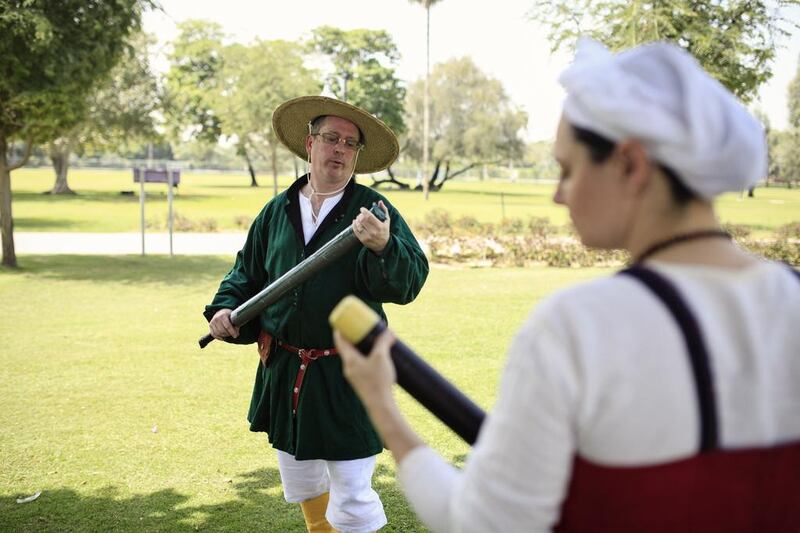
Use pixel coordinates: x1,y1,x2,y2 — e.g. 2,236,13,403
198,333,215,349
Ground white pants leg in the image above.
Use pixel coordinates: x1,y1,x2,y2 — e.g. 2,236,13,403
277,451,387,533
277,450,330,503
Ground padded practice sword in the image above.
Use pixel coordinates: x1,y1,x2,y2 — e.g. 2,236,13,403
329,295,487,445
198,203,387,349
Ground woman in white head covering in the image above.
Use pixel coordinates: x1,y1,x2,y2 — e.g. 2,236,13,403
334,40,800,532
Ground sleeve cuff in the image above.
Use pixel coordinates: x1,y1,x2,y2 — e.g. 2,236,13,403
398,446,461,533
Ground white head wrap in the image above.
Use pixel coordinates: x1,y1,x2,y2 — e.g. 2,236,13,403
559,39,767,199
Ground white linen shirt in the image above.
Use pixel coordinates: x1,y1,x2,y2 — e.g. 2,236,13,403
398,260,800,533
298,191,344,244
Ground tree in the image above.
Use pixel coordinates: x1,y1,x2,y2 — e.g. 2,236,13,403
790,53,800,129
776,54,800,187
0,0,150,267
404,57,528,190
750,108,771,195
216,40,320,195
47,31,160,195
529,0,800,102
163,20,226,167
308,27,407,188
525,140,560,181
409,0,444,199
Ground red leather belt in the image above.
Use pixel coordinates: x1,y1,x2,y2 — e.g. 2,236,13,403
277,341,338,414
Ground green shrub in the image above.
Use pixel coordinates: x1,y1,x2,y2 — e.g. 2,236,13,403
722,222,752,239
146,212,219,232
198,218,218,232
776,221,800,240
743,239,800,265
233,215,253,229
454,214,487,234
527,216,556,238
498,217,526,234
173,213,196,232
417,213,797,268
417,208,454,235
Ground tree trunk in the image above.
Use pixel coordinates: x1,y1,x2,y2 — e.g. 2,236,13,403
271,143,279,197
48,139,76,195
422,5,431,201
241,147,258,187
434,161,488,191
0,135,16,268
435,161,451,189
747,186,754,198
371,166,410,189
415,160,440,191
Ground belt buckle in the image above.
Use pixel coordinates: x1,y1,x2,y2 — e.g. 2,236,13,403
304,349,321,361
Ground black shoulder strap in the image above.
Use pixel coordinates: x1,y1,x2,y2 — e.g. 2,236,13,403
792,268,800,282
619,266,719,453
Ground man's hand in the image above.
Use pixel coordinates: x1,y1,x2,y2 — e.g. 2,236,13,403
353,200,390,254
209,308,240,340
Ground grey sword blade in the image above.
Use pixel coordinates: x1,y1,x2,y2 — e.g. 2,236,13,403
198,202,386,348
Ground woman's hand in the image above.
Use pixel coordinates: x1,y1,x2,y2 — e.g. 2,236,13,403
335,328,397,409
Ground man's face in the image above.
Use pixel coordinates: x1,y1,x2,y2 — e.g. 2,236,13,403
305,116,361,185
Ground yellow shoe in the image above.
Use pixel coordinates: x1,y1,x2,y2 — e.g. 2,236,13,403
300,492,337,533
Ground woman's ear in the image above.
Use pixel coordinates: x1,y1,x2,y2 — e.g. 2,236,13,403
617,139,653,195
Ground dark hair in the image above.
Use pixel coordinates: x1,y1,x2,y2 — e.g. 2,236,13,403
571,125,695,205
309,115,363,143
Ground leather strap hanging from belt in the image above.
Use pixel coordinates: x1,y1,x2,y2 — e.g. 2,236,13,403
277,340,338,414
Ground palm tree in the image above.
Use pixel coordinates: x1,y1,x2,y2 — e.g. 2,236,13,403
409,0,442,200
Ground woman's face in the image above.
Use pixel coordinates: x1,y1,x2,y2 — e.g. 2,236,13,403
552,117,634,250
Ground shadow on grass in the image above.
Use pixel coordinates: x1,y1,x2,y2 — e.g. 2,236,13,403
13,190,208,203
371,186,549,200
199,183,275,189
0,464,424,533
0,467,302,532
5,255,235,286
424,188,553,200
13,217,83,230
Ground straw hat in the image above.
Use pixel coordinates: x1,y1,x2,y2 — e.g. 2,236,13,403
272,96,399,174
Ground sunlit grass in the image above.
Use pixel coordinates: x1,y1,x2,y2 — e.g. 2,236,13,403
13,167,798,235
5,166,794,530
0,255,606,532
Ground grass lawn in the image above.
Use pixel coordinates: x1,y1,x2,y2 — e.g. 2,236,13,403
0,255,609,532
10,167,800,235
2,166,796,530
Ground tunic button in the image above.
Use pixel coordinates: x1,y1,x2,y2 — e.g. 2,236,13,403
294,387,299,393
324,350,329,355
300,364,306,370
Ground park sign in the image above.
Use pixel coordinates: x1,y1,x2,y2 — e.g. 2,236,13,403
133,168,181,186
133,167,180,257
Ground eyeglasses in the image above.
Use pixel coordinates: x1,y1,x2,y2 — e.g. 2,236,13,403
312,131,363,152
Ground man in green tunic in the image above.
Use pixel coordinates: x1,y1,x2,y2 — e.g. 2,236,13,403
204,96,429,533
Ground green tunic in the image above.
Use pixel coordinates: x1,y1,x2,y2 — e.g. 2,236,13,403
204,176,429,460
